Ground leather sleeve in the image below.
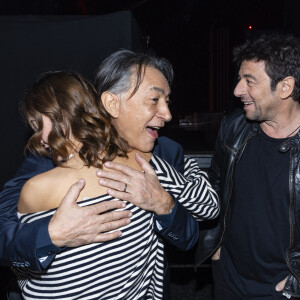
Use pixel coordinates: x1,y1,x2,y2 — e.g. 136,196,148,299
283,273,300,298
195,117,226,265
207,119,224,197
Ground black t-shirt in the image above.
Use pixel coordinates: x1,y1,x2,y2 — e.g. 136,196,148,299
222,129,290,297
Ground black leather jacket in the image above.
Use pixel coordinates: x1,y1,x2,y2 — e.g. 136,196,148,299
195,109,300,298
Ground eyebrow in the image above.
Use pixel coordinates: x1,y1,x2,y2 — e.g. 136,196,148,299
239,74,257,81
149,86,171,96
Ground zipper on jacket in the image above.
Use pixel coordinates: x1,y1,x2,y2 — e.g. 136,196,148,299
195,130,258,268
286,149,300,283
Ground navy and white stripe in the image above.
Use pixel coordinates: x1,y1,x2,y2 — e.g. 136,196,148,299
14,155,218,299
151,156,219,221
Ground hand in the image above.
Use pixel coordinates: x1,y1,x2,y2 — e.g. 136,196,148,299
49,179,132,248
97,153,174,215
275,276,288,292
211,247,221,261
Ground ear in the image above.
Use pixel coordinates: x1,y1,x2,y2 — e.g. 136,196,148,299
101,91,120,118
278,76,295,99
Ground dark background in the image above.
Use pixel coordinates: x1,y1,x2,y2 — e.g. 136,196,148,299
1,0,300,189
1,1,300,298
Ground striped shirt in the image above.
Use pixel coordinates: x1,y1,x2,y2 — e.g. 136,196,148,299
14,155,218,299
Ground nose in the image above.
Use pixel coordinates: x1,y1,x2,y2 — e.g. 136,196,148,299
234,79,247,98
157,101,172,122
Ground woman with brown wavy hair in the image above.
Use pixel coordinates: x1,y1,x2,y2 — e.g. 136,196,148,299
19,71,130,212
15,55,218,299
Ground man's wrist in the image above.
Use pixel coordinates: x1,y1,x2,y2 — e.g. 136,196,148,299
154,191,175,215
48,215,66,248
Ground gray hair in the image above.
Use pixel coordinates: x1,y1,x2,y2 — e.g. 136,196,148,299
93,49,174,98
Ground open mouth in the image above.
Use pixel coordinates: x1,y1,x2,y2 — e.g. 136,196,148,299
243,101,254,106
146,126,161,138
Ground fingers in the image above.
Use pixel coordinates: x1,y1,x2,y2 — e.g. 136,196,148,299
59,179,86,209
50,204,132,248
211,247,221,261
93,231,123,243
96,162,148,192
106,189,131,201
275,276,288,292
97,207,132,222
97,169,128,185
91,213,131,243
91,199,127,214
91,212,133,243
135,153,156,175
103,161,137,176
96,214,131,233
97,168,132,193
99,178,130,195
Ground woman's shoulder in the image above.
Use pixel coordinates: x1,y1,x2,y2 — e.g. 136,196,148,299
18,168,65,213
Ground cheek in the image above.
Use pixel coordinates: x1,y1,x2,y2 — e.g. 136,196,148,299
41,127,51,143
126,113,142,129
41,131,48,143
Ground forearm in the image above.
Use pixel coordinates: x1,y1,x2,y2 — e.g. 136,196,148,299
154,199,199,251
0,214,60,270
167,158,219,221
0,154,56,269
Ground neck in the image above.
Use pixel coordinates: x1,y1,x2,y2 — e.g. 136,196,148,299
127,149,152,159
260,103,300,138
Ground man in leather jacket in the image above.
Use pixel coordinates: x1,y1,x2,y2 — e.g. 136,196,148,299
196,34,300,299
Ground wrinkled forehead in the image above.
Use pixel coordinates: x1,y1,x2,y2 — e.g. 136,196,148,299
239,60,268,78
240,59,266,72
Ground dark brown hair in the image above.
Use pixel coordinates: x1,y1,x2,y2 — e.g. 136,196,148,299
23,71,128,168
233,33,300,102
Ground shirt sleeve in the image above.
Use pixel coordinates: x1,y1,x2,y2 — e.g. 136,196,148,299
154,198,199,251
0,155,62,270
152,156,219,222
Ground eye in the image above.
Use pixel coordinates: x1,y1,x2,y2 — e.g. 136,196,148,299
150,97,159,102
246,79,253,86
166,98,171,106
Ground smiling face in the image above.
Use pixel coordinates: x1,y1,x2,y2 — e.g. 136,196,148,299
234,60,281,122
111,66,172,153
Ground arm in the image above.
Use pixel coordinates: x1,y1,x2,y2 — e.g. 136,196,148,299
196,116,230,264
97,156,200,251
153,136,199,249
171,156,219,220
0,155,56,269
153,199,200,251
97,155,219,250
278,274,300,298
155,136,219,219
0,155,132,270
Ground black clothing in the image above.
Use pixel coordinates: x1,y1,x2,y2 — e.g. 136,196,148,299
213,251,296,300
224,129,290,282
195,109,300,298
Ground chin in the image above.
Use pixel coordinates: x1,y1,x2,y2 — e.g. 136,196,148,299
139,143,155,153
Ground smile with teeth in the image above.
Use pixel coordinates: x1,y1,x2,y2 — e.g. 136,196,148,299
244,101,254,105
